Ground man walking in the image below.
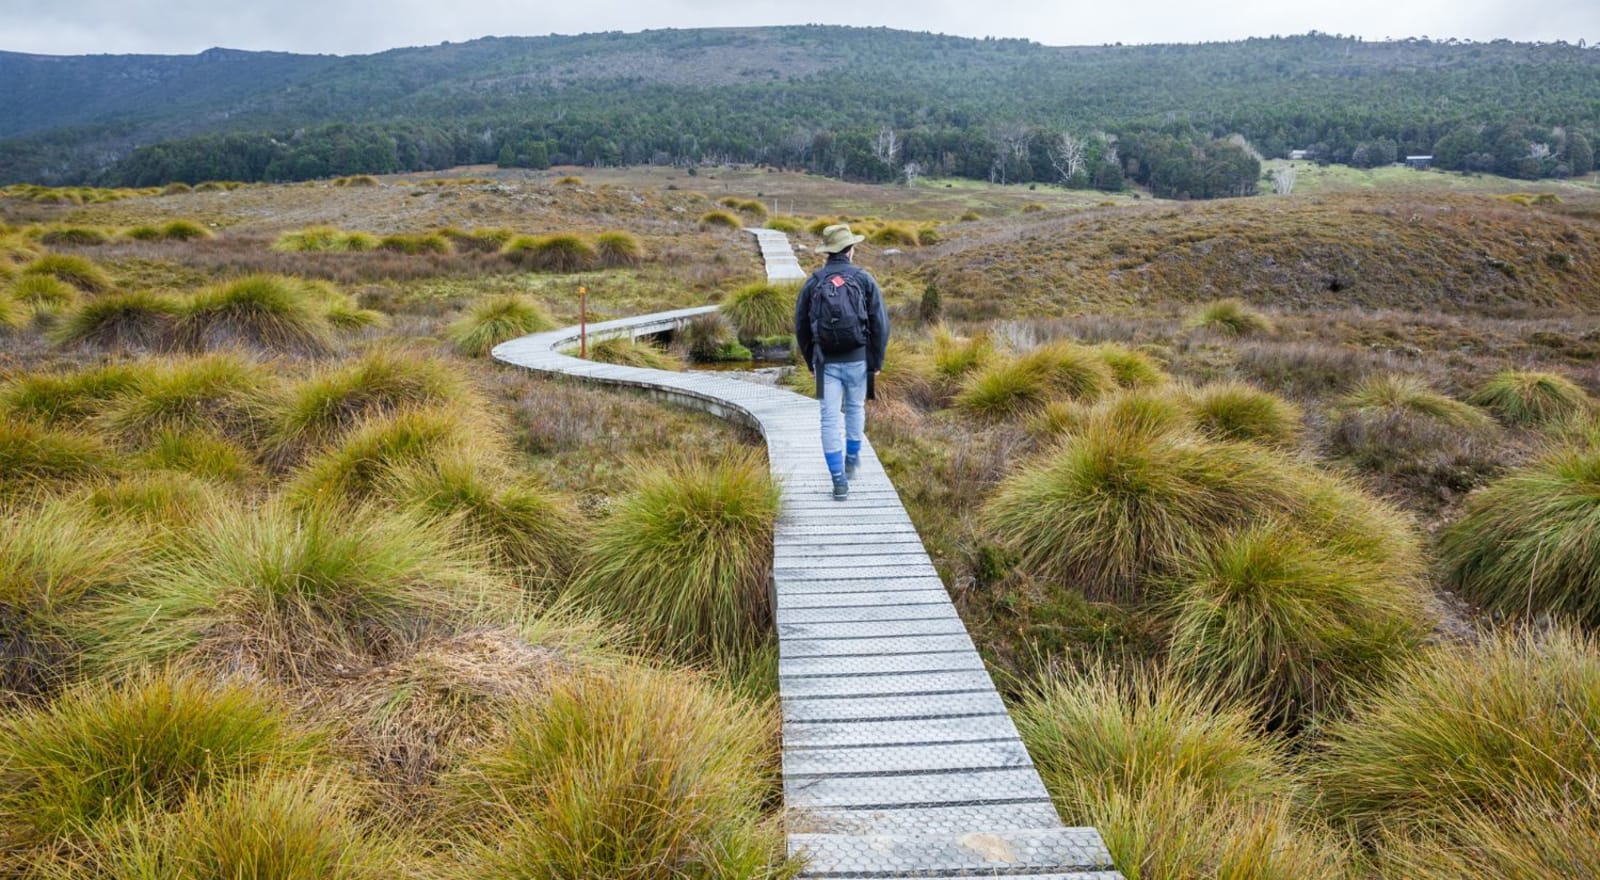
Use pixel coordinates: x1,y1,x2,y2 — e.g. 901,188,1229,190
794,224,890,500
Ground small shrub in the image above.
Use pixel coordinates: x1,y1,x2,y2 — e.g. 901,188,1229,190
1095,343,1169,388
565,454,778,661
594,230,644,267
1315,627,1600,837
956,341,1115,420
50,290,182,350
378,231,452,255
173,274,335,356
586,335,679,369
699,209,743,230
0,671,320,847
1189,382,1303,447
84,503,508,681
1186,299,1275,336
724,281,795,340
159,218,213,241
1468,370,1590,428
23,253,113,293
38,226,110,246
447,294,555,358
1440,438,1600,625
869,223,918,246
501,233,597,272
1166,521,1430,727
446,663,782,878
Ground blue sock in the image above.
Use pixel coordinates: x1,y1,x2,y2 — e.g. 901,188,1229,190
846,439,862,458
824,450,845,477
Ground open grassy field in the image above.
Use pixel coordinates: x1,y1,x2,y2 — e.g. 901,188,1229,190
6,163,1600,878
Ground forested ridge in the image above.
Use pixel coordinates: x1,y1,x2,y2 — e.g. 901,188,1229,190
2,27,1596,195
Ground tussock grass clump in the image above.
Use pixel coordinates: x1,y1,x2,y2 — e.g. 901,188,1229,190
174,274,336,356
1186,299,1275,336
137,429,257,484
284,407,499,508
85,503,507,681
1189,382,1303,447
384,458,582,589
1343,374,1491,428
1468,369,1591,428
719,196,768,220
1095,342,1168,388
38,225,111,246
0,671,321,848
158,218,213,241
446,663,784,879
501,233,597,272
595,230,644,267
1167,521,1430,726
272,226,379,253
447,294,555,357
679,314,752,363
97,354,280,447
1,363,138,426
378,231,452,255
23,253,113,293
1374,792,1600,880
806,216,838,236
764,215,803,233
984,415,1417,601
1017,666,1346,879
724,281,796,340
1315,627,1600,838
270,349,464,463
0,289,28,331
566,454,778,661
1,501,145,701
10,272,81,314
956,341,1115,420
1030,387,1193,441
81,471,233,530
917,225,943,245
333,174,380,187
122,224,164,241
1439,438,1600,624
959,210,982,221
0,417,119,498
869,223,918,246
930,325,995,380
554,174,583,185
50,290,183,350
440,226,517,253
586,335,679,369
162,181,193,194
699,209,743,229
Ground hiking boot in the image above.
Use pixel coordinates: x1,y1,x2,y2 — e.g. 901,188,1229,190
844,454,860,476
831,473,849,500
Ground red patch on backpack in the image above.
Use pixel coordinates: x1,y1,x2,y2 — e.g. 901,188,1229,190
830,275,846,287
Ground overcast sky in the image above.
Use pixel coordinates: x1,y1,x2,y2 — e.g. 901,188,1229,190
1,0,1595,56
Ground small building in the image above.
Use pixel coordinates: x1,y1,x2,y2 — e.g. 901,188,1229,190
1405,155,1434,169
1288,149,1312,161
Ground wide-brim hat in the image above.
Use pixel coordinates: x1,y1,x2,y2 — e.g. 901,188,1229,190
818,224,867,254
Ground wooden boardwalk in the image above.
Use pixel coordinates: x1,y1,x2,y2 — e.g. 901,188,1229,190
491,231,1118,879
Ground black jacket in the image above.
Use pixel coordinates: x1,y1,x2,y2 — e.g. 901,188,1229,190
793,253,890,373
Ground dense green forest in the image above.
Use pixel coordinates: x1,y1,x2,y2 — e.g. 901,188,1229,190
2,28,1597,195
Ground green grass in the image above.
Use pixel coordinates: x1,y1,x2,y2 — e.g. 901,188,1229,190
679,313,751,363
0,417,120,499
869,223,918,246
445,663,789,879
0,670,323,849
1,363,140,427
268,348,464,464
1341,373,1492,428
1095,343,1169,388
595,230,645,267
1188,382,1303,447
173,275,336,356
1439,438,1600,625
1314,626,1600,838
447,294,555,358
96,354,281,448
1165,520,1430,727
159,218,213,241
136,429,258,485
50,290,183,351
586,335,679,369
956,341,1115,420
378,231,453,254
501,233,597,272
10,272,81,316
1374,790,1600,879
272,226,380,253
1186,299,1276,336
22,253,113,293
929,325,995,380
81,470,235,529
38,225,112,246
764,216,804,233
1468,369,1591,428
564,454,778,662
0,288,28,331
283,406,500,508
723,281,796,340
699,209,743,229
83,502,510,682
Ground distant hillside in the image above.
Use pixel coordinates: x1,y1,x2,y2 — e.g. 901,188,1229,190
2,28,1597,188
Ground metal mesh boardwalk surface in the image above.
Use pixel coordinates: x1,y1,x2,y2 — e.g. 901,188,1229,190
491,230,1118,879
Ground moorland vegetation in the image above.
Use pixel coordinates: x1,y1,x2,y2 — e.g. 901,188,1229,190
3,165,1600,878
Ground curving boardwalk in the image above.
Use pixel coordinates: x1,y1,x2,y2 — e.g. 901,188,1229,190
491,231,1119,879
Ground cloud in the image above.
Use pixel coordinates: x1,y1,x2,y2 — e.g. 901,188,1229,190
1,0,1595,56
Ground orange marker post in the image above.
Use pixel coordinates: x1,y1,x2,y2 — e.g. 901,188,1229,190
579,285,588,359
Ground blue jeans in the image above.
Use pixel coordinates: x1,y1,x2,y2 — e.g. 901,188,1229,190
820,360,867,457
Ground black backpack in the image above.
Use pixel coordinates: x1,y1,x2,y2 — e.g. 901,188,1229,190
808,265,869,355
